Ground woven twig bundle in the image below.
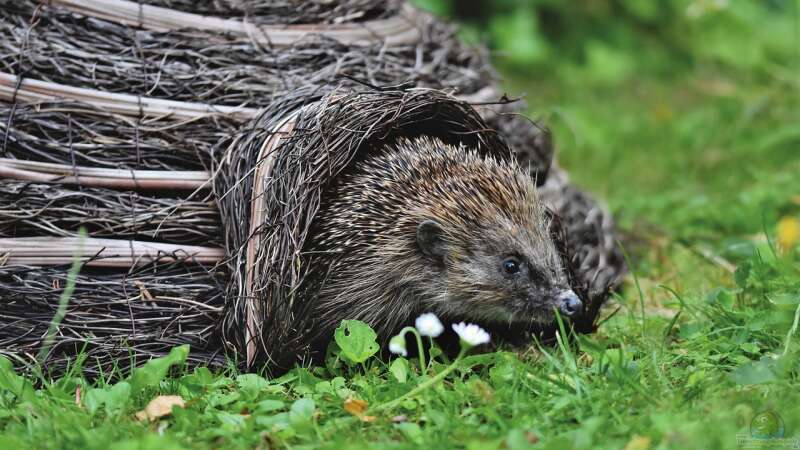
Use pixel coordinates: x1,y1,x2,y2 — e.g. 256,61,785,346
0,258,226,376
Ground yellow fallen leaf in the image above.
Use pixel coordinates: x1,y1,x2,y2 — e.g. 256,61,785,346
624,435,652,450
777,216,800,252
343,398,368,417
344,398,375,421
135,395,186,422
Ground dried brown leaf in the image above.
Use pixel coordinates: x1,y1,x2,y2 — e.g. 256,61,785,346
343,398,368,417
135,395,186,422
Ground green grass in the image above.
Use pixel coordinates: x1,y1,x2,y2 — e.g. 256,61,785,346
2,4,800,449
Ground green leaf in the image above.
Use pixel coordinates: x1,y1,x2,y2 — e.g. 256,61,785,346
734,261,751,288
256,400,285,413
769,293,800,306
129,345,189,394
182,367,214,386
679,321,707,339
84,388,107,416
0,356,34,403
333,320,379,364
396,423,424,444
207,391,240,408
314,381,334,396
389,358,409,383
729,358,779,385
216,411,247,429
706,288,735,310
489,362,516,386
236,374,269,400
179,367,215,398
740,342,760,354
83,382,131,417
288,398,315,429
255,412,290,430
324,340,343,373
104,382,131,415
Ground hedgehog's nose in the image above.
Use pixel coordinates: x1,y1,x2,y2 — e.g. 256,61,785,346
557,290,583,318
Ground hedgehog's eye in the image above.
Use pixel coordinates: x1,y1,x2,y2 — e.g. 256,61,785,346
502,257,521,275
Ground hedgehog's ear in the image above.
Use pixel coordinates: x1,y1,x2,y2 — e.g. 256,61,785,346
417,219,446,263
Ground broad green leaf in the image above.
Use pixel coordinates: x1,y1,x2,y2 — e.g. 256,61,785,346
769,293,800,306
181,367,214,386
84,388,108,416
178,367,216,397
679,321,707,339
730,358,779,385
129,345,189,394
208,391,240,408
216,411,247,429
333,320,379,364
255,412,291,430
104,382,131,415
256,400,285,413
314,381,334,396
706,288,735,311
0,356,33,403
236,374,269,400
288,398,315,430
82,384,133,418
389,358,409,383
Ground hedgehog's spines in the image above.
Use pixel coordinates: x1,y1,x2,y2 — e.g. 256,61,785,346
304,135,566,350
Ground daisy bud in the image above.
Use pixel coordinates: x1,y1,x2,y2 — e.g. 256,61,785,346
389,334,407,357
414,313,444,337
452,322,490,347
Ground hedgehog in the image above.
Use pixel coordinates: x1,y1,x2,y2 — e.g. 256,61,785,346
302,135,583,351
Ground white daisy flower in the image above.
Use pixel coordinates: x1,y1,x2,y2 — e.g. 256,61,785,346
388,335,407,357
415,313,444,337
452,322,491,347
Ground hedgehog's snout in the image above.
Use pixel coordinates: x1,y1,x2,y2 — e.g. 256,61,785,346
557,290,583,318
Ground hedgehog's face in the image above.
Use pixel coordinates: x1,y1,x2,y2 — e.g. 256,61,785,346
416,216,582,325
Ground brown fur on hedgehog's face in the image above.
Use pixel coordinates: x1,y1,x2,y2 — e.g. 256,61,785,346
416,211,582,326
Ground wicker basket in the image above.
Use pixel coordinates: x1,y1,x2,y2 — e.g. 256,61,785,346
0,0,622,375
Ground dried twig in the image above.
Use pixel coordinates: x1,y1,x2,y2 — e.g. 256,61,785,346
49,0,421,46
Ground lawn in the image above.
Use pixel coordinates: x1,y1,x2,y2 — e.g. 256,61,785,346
1,2,799,449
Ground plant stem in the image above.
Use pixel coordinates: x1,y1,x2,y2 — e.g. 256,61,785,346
427,336,435,371
373,346,468,412
783,301,800,357
35,229,86,377
398,326,426,372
